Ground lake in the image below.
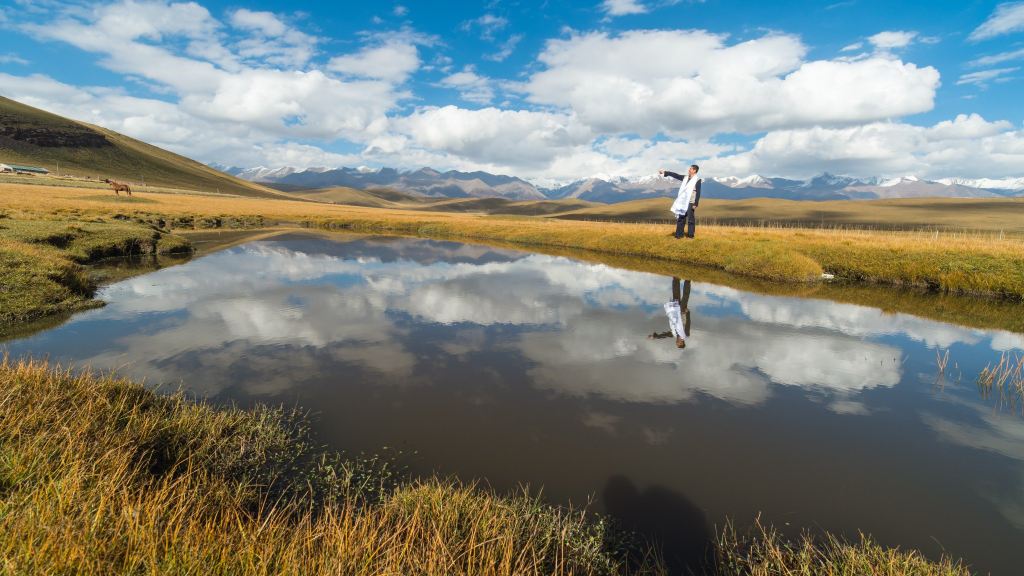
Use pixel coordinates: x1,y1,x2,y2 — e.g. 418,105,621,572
4,232,1023,574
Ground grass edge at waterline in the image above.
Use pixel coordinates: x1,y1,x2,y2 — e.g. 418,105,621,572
0,358,974,575
302,212,1024,300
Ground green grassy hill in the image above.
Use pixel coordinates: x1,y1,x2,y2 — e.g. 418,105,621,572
0,96,287,199
281,186,412,208
556,196,1024,234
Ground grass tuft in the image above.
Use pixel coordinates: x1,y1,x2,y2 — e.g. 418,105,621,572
715,519,972,576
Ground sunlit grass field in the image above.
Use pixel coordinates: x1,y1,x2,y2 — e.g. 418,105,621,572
557,196,1024,235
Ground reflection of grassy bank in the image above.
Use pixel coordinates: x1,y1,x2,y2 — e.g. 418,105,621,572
0,359,971,575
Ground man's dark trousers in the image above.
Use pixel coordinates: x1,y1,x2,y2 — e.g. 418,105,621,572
674,205,696,238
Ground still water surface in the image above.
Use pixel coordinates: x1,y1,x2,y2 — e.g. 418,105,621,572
5,233,1024,574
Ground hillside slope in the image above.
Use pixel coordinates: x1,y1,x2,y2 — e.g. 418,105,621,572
0,96,286,199
280,186,417,208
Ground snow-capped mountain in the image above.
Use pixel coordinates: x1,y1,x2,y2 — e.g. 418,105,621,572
716,175,774,189
879,175,920,187
220,164,1024,203
936,177,1024,191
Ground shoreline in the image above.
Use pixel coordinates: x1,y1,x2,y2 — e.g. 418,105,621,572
2,182,1023,335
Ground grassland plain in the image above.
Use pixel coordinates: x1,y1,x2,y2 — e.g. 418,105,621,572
277,186,1024,234
555,196,1024,235
3,182,1024,330
0,358,973,575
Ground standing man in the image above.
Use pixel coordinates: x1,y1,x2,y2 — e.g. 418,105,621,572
659,165,702,239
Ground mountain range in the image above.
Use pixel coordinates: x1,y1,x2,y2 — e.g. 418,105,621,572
223,165,1024,203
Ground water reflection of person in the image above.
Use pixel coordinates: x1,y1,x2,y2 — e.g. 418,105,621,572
649,277,691,349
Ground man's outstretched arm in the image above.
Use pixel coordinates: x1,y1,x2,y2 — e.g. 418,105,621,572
661,170,685,181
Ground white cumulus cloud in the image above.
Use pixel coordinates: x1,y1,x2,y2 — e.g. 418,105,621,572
602,0,648,16
704,114,1024,180
327,42,420,83
867,30,917,50
440,67,496,104
523,30,939,137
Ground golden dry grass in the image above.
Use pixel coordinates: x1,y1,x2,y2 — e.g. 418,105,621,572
0,208,192,325
716,520,971,576
559,196,1024,235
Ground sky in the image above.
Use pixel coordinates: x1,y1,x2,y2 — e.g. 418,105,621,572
1,0,1023,185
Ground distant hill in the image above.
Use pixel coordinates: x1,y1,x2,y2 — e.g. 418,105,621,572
228,165,545,201
233,164,1024,203
0,96,286,199
276,185,595,216
280,186,426,208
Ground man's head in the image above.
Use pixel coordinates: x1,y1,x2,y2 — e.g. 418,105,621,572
688,164,699,177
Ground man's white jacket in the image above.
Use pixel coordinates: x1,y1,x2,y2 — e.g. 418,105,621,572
670,175,701,216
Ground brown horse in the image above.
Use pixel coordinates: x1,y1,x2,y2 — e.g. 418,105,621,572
103,179,132,196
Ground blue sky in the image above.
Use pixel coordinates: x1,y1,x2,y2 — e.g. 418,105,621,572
2,0,1024,184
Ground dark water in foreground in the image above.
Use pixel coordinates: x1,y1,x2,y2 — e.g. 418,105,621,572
5,233,1024,574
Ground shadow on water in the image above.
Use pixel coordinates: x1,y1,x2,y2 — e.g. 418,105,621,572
603,475,713,576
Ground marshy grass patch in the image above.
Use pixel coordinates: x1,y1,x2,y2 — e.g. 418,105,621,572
0,213,193,323
977,351,1024,415
715,519,972,576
